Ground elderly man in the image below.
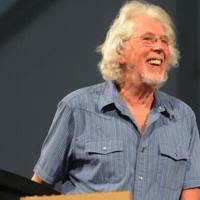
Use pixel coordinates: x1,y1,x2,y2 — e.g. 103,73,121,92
32,1,200,199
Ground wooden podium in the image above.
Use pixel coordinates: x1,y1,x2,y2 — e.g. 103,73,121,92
21,191,131,200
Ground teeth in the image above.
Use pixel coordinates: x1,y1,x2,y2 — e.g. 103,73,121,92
148,59,162,65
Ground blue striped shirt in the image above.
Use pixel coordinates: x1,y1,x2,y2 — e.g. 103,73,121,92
34,81,200,200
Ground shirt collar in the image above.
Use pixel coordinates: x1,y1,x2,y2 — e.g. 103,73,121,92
98,81,176,120
153,90,177,120
98,81,117,110
98,81,127,113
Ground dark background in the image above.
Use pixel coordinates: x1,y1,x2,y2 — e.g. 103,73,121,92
0,0,199,181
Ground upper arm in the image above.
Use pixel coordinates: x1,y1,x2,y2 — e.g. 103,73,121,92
180,188,200,200
33,102,75,184
31,173,53,186
182,113,200,190
31,173,43,183
31,173,47,184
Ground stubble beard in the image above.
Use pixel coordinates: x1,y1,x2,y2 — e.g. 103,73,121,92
140,70,168,89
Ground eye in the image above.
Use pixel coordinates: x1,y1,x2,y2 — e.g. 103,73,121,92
140,33,155,44
141,35,154,41
160,36,169,44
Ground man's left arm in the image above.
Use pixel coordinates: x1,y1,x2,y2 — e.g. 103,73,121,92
180,188,200,200
181,112,200,200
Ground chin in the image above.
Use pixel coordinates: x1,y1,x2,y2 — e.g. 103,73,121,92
141,72,168,89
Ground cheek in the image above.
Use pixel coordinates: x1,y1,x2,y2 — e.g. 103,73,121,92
164,47,170,59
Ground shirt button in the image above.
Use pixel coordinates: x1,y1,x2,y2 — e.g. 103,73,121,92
102,146,107,151
138,176,143,180
157,106,165,112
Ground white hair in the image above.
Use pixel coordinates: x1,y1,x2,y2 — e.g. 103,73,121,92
97,0,180,84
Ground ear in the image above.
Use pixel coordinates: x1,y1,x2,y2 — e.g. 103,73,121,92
117,55,126,65
116,45,126,65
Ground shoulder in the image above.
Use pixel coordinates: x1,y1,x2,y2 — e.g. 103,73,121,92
157,90,196,119
58,82,108,111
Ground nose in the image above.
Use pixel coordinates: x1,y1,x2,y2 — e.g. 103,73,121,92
153,46,163,54
152,39,164,53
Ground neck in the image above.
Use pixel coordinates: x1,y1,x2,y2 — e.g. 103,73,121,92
118,81,155,109
118,81,155,134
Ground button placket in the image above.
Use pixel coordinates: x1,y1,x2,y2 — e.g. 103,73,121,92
134,137,148,199
141,146,146,153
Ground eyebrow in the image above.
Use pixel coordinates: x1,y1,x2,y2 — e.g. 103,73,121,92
140,32,168,39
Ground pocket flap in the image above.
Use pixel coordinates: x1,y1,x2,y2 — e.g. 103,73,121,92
85,139,123,155
159,143,189,161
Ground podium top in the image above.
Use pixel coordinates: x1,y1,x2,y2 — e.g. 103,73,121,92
21,191,132,200
0,169,59,196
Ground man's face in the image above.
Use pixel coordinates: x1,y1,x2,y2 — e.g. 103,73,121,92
118,15,170,88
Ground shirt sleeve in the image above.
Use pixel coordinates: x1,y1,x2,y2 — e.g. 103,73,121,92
183,113,200,189
33,101,75,184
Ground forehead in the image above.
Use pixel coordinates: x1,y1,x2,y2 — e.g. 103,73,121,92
132,15,166,36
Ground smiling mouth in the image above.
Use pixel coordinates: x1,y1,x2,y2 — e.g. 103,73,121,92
147,58,163,66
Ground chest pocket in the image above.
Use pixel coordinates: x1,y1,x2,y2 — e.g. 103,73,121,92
74,139,125,184
157,143,189,189
85,139,123,154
